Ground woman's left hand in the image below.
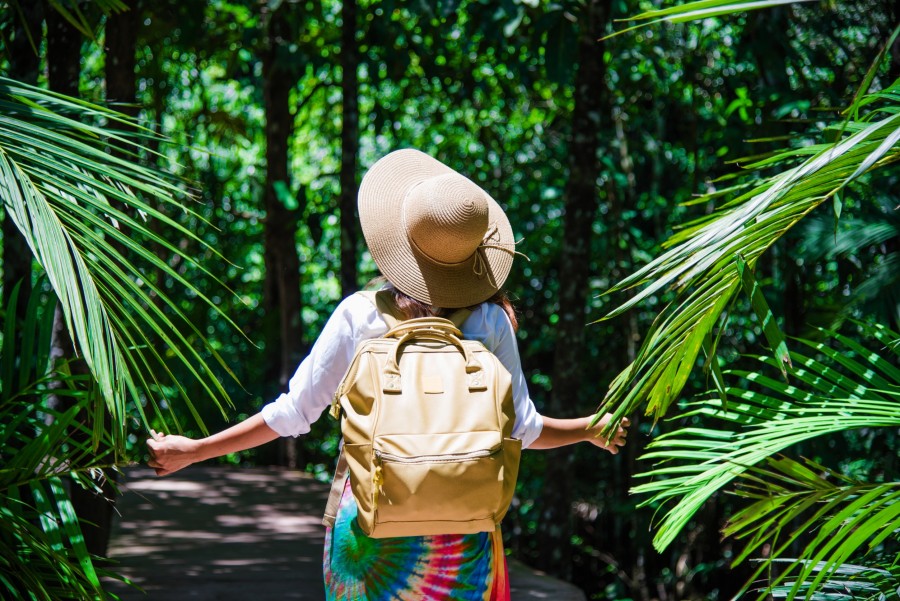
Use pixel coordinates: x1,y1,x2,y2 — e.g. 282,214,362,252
586,414,630,454
146,430,203,476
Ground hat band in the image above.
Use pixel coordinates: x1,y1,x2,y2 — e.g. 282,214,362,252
407,220,530,276
407,229,477,268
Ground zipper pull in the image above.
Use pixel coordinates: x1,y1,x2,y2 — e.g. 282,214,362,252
329,391,342,420
373,450,384,511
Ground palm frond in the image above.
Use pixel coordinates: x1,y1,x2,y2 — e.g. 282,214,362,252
603,0,818,40
633,323,900,552
762,559,900,601
0,286,114,600
10,0,130,41
0,77,243,445
594,80,900,430
728,457,900,601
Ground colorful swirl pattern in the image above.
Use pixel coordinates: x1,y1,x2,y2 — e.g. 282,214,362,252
324,478,510,600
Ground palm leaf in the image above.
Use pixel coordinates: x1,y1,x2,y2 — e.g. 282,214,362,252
5,1,130,58
0,77,243,445
594,80,900,430
763,559,900,601
0,287,114,600
46,0,129,38
633,323,900,552
603,0,818,40
727,457,900,600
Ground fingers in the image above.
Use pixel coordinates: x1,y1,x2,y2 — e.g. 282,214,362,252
595,415,632,454
146,429,168,475
605,436,625,455
146,452,173,476
146,430,164,452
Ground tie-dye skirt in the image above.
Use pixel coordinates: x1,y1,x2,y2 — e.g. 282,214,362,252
323,477,511,600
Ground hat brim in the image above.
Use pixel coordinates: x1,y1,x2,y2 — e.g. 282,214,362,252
359,149,515,308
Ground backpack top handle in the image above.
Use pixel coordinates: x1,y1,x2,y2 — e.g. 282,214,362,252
381,322,485,394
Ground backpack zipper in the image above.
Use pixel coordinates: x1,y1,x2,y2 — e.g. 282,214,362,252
374,447,497,465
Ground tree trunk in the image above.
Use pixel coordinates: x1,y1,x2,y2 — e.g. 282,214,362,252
339,0,360,296
537,0,609,581
104,0,139,255
105,1,138,118
2,0,43,317
46,5,81,97
261,6,304,467
48,303,116,558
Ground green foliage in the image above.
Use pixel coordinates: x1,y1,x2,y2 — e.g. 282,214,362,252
0,78,240,444
635,322,899,539
0,283,116,599
766,561,900,601
605,0,820,39
0,61,246,596
730,457,900,600
797,198,900,329
591,2,900,599
596,77,900,428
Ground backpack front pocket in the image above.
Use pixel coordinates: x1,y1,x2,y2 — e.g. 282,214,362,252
371,431,509,529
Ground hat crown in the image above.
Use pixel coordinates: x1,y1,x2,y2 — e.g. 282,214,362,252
404,173,489,265
357,148,515,308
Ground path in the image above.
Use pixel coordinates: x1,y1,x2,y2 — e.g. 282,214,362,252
105,466,586,600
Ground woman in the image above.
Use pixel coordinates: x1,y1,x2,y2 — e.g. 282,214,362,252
147,148,629,600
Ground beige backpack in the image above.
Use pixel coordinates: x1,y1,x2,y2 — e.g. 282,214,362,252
322,290,522,538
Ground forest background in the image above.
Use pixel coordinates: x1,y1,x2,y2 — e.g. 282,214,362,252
1,0,899,599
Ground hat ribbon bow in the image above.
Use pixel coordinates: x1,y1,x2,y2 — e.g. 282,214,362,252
472,224,530,284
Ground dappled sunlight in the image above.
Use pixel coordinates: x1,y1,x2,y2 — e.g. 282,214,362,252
105,466,586,600
104,466,329,600
123,478,208,492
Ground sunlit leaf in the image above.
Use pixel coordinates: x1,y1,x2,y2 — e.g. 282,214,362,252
632,322,900,565
596,80,900,434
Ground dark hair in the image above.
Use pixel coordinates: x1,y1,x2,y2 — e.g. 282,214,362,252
365,276,519,332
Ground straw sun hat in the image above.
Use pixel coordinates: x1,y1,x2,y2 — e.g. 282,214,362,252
358,148,520,309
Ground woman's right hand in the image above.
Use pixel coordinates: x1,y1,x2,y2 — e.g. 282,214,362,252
146,429,203,476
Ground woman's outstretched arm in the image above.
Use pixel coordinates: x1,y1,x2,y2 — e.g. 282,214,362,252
530,413,630,453
146,412,280,476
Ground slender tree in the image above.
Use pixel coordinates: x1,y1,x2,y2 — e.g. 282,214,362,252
537,0,610,579
105,0,139,121
2,3,42,320
261,3,305,466
339,0,360,296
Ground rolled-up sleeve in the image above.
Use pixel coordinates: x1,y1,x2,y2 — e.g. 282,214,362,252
261,294,387,437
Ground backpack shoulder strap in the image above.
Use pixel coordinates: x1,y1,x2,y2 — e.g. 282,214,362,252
447,307,472,329
357,289,405,329
322,448,348,528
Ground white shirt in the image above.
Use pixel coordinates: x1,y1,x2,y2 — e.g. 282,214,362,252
261,292,544,448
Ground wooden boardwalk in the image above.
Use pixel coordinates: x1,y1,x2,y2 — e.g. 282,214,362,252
105,466,586,600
